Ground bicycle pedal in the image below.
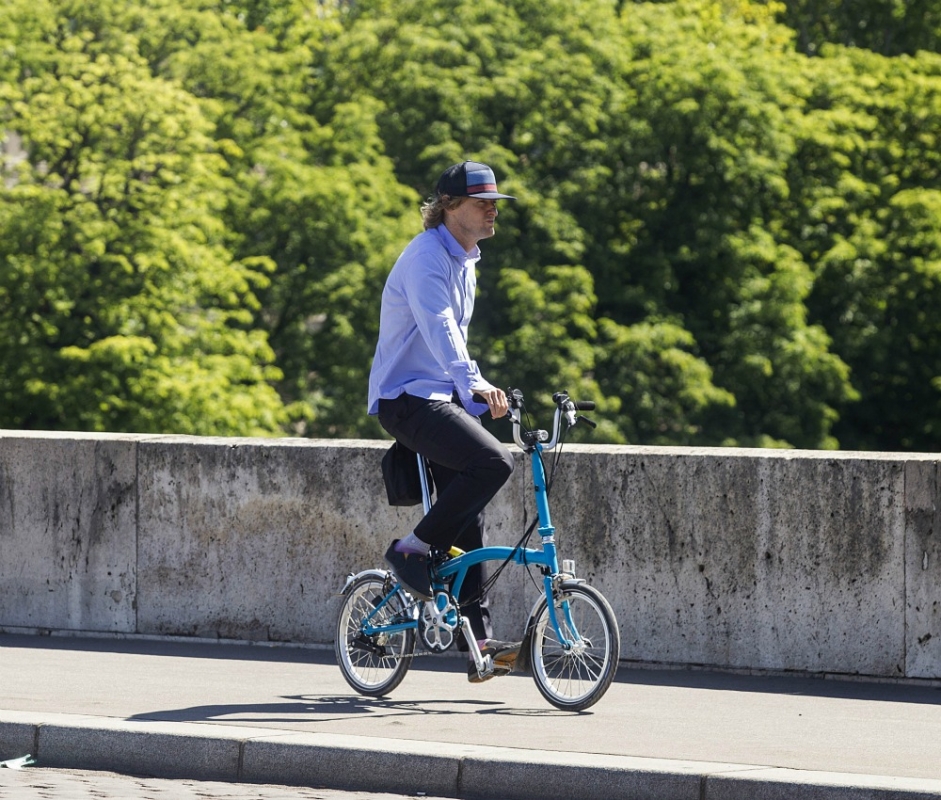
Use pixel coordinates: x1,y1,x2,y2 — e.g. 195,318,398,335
467,657,511,683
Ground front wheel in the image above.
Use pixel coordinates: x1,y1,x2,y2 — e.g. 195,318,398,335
335,573,415,696
528,583,620,711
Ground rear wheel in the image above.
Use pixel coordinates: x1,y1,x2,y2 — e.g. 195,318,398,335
335,574,415,696
529,583,619,711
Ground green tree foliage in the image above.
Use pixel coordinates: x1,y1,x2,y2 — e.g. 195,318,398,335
782,46,941,449
594,0,857,446
2,0,941,452
312,0,869,447
312,0,745,444
126,0,418,436
768,0,941,56
0,0,285,434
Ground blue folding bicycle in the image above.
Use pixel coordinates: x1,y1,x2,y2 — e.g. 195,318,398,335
335,389,620,711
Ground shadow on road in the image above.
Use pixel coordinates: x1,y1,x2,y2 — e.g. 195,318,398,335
6,632,939,707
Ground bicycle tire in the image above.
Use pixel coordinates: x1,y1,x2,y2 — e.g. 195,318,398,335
335,573,415,696
528,583,620,711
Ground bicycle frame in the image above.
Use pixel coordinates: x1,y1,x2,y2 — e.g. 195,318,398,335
401,396,585,663
435,508,580,678
353,444,570,667
337,390,618,709
432,438,569,628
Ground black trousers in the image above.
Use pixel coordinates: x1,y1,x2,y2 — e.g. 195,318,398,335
377,393,515,642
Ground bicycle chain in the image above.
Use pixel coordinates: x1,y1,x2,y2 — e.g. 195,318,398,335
398,646,446,659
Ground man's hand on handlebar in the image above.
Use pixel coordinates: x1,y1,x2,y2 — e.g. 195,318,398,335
472,387,509,420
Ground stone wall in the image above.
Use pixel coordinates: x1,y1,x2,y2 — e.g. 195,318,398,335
1,430,938,679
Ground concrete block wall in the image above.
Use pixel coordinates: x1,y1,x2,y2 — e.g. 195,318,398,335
1,430,938,680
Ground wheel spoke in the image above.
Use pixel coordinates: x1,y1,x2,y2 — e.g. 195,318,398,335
335,576,414,696
529,585,619,711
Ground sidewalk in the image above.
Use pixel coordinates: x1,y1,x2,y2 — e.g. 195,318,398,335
2,632,940,799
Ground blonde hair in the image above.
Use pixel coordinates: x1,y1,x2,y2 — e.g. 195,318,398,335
421,194,466,230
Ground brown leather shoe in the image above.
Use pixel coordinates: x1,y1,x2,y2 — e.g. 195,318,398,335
467,639,521,683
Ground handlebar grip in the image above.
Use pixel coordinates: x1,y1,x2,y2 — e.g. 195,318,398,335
574,401,596,411
471,392,511,418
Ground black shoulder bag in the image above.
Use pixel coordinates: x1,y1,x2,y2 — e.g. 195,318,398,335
381,441,433,506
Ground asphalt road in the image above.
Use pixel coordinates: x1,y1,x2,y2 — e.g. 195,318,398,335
2,633,941,799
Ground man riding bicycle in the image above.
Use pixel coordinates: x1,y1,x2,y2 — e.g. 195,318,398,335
366,161,519,682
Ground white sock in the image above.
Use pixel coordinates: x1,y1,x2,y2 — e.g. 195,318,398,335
396,531,430,556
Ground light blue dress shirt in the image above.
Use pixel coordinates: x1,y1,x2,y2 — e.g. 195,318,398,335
367,224,494,417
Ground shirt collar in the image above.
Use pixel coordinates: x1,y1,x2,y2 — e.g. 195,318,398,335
434,224,481,264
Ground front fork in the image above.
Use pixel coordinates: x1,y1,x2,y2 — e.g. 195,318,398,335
544,567,583,648
532,516,580,651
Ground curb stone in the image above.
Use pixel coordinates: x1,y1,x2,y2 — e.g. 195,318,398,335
3,712,941,800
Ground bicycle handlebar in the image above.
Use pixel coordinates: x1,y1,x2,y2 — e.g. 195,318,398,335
472,388,596,452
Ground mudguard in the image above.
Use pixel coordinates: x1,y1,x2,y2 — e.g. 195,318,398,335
338,568,393,596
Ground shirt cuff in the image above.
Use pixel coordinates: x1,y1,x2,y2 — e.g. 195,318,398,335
449,360,492,417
